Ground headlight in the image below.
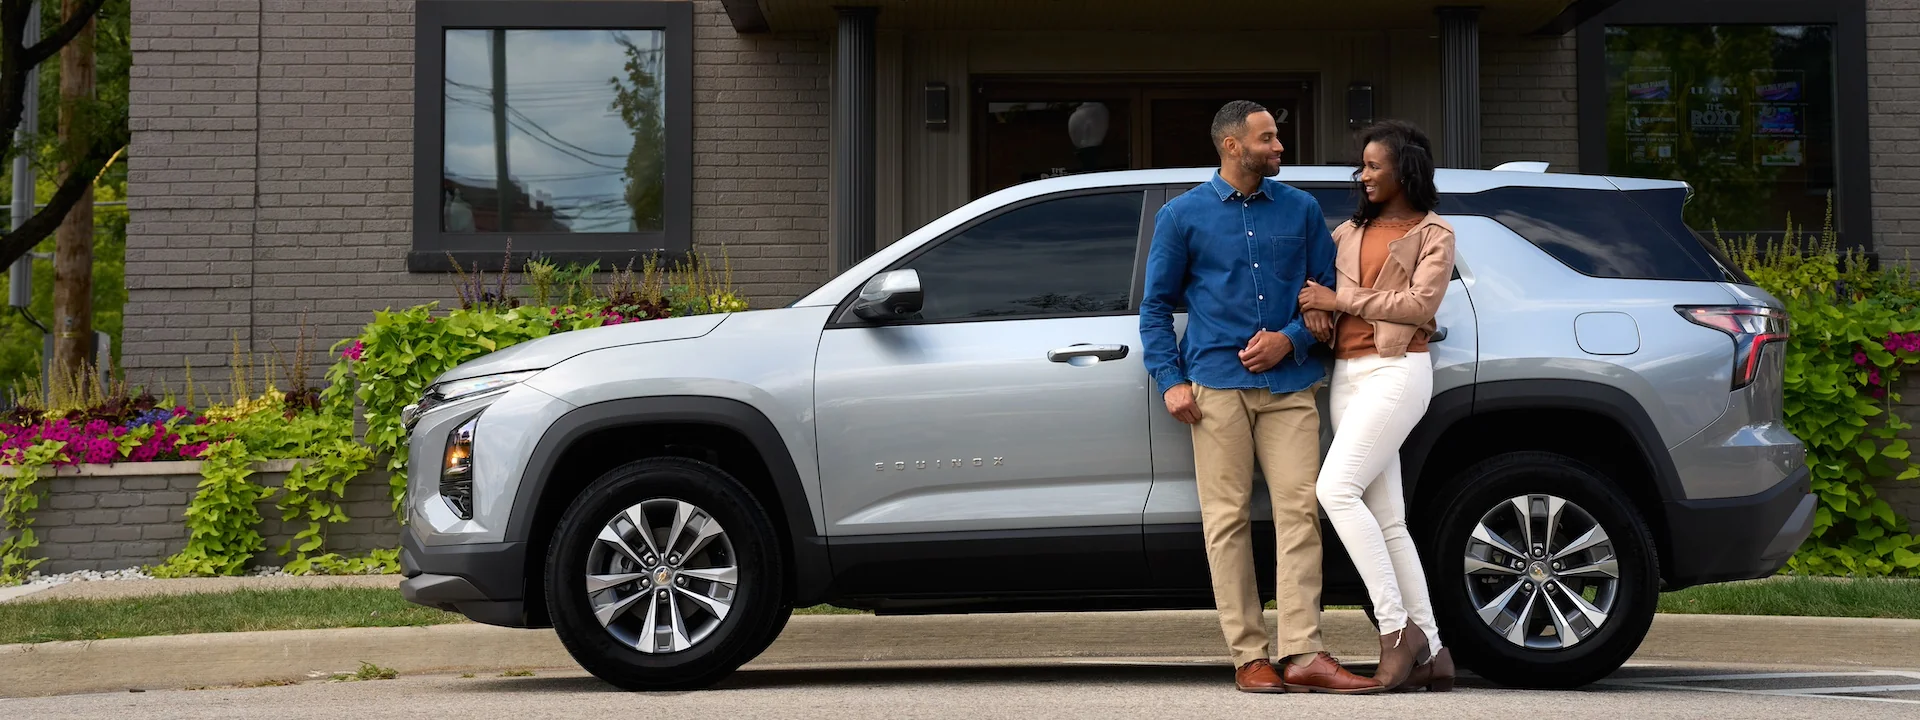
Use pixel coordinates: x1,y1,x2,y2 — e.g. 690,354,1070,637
404,370,539,430
441,415,478,519
435,370,540,402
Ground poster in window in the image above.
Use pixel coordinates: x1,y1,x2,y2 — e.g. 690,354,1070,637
1686,76,1744,166
1622,67,1676,167
1755,138,1804,167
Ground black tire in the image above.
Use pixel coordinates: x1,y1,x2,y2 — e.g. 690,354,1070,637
1423,452,1659,689
545,457,787,691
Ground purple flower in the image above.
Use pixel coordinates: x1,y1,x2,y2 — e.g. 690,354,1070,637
1869,368,1883,386
1854,352,1869,366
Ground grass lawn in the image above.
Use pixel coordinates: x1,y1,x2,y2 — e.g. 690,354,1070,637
4,577,1912,645
0,587,464,645
1657,576,1920,619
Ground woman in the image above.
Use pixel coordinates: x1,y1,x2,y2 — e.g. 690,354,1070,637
1297,120,1455,693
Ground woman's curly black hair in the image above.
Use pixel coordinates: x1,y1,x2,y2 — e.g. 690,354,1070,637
1350,120,1439,226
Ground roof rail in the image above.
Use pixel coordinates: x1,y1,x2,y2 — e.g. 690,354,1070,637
1491,161,1550,173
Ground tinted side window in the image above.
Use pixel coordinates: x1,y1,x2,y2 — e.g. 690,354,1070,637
1623,188,1750,285
1446,187,1721,281
903,192,1143,321
1307,186,1361,230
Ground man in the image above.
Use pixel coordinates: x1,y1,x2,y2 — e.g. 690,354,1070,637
1139,100,1380,695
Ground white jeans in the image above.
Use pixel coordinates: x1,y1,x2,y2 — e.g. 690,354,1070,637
1315,352,1441,649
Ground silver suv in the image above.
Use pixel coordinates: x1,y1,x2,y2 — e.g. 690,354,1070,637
397,165,1812,692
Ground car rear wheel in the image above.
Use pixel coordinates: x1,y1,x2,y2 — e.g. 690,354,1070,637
545,457,787,691
1425,452,1659,689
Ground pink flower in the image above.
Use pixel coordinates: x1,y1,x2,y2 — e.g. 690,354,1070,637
1868,368,1883,386
342,339,366,362
1870,386,1888,399
1854,352,1869,366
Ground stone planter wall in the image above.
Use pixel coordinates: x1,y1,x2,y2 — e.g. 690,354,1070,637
3,460,400,574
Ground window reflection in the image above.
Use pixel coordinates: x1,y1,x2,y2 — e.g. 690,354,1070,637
442,29,666,234
1604,25,1837,234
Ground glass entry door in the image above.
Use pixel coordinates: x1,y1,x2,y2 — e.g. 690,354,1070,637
973,77,1316,197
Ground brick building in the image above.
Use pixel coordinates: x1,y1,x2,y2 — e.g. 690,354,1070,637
125,0,1910,388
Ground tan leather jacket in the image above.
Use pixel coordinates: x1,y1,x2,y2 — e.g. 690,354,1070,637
1330,212,1456,358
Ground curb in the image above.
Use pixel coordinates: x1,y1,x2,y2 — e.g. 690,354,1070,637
4,610,1916,697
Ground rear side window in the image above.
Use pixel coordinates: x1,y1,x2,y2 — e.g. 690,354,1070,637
1446,187,1727,282
1622,188,1751,285
900,191,1143,321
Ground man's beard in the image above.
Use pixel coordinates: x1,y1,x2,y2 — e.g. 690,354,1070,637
1239,152,1276,177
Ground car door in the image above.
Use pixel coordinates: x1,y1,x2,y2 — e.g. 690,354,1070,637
814,188,1164,597
1140,186,1480,594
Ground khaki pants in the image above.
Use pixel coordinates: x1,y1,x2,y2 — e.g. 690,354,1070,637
1190,384,1326,667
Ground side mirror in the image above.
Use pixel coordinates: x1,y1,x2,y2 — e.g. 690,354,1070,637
851,269,923,322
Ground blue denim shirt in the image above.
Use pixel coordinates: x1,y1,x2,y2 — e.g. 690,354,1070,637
1140,174,1338,398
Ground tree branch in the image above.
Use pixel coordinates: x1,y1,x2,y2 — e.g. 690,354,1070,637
0,118,123,270
21,0,105,68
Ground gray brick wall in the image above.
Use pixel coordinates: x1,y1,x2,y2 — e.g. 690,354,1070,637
1870,0,1920,266
126,0,830,391
18,465,399,574
126,0,263,393
1480,33,1579,171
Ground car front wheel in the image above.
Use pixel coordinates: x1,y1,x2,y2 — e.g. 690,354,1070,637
545,457,787,691
1425,452,1659,689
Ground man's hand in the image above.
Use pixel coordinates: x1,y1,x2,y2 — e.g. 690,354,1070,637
1239,331,1294,373
1298,280,1337,312
1164,384,1201,425
1305,309,1334,343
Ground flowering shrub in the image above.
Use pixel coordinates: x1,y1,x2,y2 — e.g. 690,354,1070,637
1720,209,1920,576
324,251,749,512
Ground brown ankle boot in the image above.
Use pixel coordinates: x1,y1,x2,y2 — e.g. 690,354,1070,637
1282,652,1384,694
1234,659,1288,693
1397,647,1455,692
1373,623,1431,690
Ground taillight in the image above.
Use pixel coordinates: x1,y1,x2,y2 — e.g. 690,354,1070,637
1676,305,1790,390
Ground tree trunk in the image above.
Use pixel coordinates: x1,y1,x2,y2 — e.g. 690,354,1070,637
51,0,95,382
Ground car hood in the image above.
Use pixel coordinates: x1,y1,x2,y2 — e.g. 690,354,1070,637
433,313,730,385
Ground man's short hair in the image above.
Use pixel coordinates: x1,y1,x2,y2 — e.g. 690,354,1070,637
1210,100,1269,150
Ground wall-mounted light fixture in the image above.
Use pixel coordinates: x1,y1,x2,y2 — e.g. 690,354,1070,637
925,82,949,130
1347,82,1374,129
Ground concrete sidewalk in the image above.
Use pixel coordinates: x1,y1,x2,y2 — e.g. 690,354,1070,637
4,609,1917,698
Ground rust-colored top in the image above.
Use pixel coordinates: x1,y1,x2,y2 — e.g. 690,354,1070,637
1335,218,1432,359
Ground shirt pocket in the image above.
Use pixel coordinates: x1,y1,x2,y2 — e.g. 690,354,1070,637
1267,234,1304,282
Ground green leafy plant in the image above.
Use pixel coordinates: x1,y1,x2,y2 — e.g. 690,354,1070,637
150,438,272,578
322,249,746,515
1719,200,1920,576
0,439,62,584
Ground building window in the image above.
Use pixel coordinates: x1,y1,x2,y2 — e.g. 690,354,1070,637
1603,24,1836,236
413,1,692,272
1577,0,1870,251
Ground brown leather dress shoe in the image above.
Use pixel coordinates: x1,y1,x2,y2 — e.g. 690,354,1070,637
1397,647,1456,693
1282,652,1385,694
1373,623,1432,690
1234,659,1288,693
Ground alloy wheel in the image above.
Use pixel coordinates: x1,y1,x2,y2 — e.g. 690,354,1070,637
1462,494,1620,650
585,498,739,653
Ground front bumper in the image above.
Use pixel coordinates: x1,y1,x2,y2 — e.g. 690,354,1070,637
398,532,542,628
1661,464,1813,590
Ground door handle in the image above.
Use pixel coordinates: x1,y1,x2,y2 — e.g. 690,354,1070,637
1430,326,1448,343
1048,344,1130,363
